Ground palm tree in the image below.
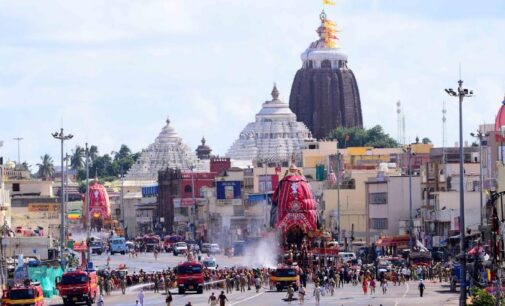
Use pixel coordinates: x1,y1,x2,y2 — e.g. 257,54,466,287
70,146,84,170
37,154,55,180
89,145,99,162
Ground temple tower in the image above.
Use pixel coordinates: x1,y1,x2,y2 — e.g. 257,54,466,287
289,11,363,140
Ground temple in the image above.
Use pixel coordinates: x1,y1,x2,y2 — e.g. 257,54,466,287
226,85,313,166
125,118,206,181
289,11,363,140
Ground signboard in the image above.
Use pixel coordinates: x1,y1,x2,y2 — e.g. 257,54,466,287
216,181,241,200
137,216,152,223
173,198,206,208
258,175,278,193
28,203,60,212
174,198,194,208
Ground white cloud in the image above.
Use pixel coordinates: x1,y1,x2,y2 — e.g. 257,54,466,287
0,0,504,167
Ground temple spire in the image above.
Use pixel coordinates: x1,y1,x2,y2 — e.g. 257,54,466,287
271,83,280,100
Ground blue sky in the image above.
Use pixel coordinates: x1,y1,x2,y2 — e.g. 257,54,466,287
0,0,504,168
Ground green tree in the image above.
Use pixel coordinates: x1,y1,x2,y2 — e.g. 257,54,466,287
327,125,398,148
90,154,112,178
114,145,132,161
422,137,432,144
70,146,84,170
471,288,498,306
89,145,99,162
36,154,55,180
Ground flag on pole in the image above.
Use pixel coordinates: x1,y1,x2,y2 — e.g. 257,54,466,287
323,0,336,5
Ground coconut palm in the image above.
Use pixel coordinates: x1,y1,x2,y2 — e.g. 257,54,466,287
37,154,55,180
70,146,84,170
89,145,99,162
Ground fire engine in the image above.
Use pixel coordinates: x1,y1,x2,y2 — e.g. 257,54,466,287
2,282,44,306
56,267,98,306
175,261,204,294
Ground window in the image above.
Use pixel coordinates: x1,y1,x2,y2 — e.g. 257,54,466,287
368,192,387,204
233,205,244,216
321,60,332,68
12,183,20,192
370,218,388,230
184,185,192,193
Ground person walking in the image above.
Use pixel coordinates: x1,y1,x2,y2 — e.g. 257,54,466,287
362,278,368,295
218,291,228,306
165,291,173,306
370,278,376,295
254,275,261,293
313,284,321,305
418,280,425,297
286,285,294,304
96,293,104,306
137,288,145,306
208,292,218,306
298,286,305,304
381,279,388,294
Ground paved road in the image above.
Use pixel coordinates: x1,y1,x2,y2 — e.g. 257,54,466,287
46,279,458,306
90,251,249,271
45,252,459,305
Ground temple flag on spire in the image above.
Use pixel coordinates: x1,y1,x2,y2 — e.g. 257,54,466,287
322,0,336,5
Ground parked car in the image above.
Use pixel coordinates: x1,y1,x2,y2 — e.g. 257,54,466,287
232,241,245,256
89,240,105,255
202,257,217,270
209,243,221,255
201,243,211,253
173,242,188,256
339,252,357,263
110,237,127,255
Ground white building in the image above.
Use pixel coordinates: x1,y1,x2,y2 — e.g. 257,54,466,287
126,118,206,182
226,85,313,166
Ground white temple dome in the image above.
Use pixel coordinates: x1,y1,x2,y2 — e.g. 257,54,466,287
226,85,313,165
125,117,205,181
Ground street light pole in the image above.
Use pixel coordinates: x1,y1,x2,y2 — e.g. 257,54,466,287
445,79,473,306
12,137,23,167
51,128,73,259
336,151,341,245
85,143,91,266
470,130,489,227
120,169,124,230
403,144,414,251
190,165,196,240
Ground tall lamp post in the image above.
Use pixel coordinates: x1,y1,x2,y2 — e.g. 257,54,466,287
190,164,197,240
336,151,342,245
12,137,23,167
470,130,489,227
85,143,91,266
403,144,415,251
445,79,473,306
52,128,73,258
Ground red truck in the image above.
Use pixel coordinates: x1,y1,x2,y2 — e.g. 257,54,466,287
175,261,204,294
56,268,98,306
2,283,44,306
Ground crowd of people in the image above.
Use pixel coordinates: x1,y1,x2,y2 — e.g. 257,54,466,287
89,238,458,306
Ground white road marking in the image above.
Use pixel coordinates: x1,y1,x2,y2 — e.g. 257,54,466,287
394,282,410,306
229,291,265,306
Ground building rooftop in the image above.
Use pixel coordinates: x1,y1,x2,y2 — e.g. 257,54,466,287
226,85,313,165
125,117,207,181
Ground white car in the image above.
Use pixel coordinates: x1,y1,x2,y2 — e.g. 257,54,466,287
202,257,217,270
173,242,188,256
339,252,357,263
209,243,221,255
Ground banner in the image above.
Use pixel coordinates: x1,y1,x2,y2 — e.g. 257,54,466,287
216,181,241,200
28,203,60,212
